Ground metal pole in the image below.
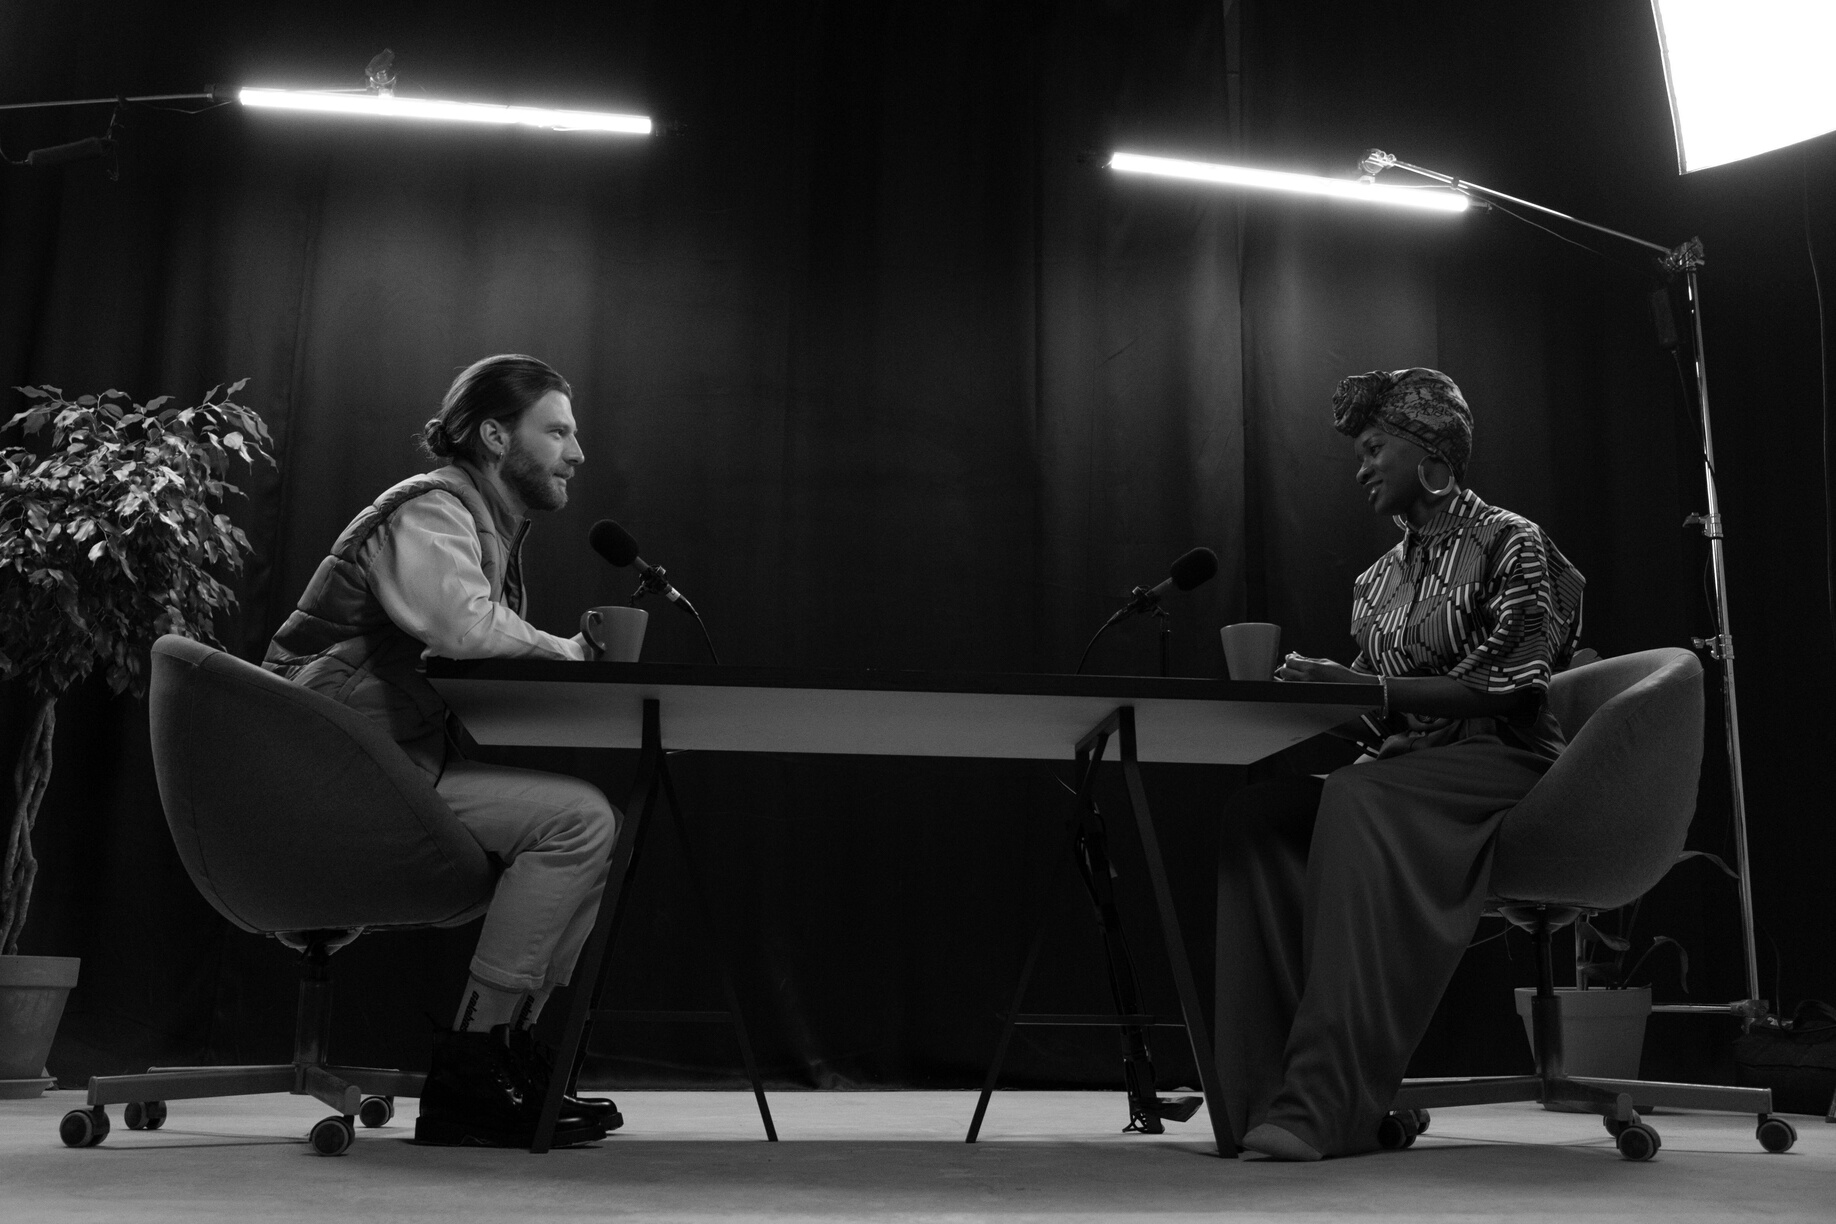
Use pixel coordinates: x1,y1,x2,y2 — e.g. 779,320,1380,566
1379,151,1767,1019
0,91,223,112
1682,265,1765,1009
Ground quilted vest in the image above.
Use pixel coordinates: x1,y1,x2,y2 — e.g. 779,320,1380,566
263,465,527,780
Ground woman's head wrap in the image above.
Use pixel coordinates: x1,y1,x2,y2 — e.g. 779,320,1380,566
1331,367,1472,479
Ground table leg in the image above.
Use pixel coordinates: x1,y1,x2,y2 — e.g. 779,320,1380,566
1116,707,1237,1156
657,766,778,1141
530,699,665,1154
964,736,1106,1142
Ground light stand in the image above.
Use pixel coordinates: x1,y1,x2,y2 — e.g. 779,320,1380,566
1360,149,1764,1022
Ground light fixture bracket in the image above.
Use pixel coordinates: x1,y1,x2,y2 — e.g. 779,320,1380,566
365,50,397,97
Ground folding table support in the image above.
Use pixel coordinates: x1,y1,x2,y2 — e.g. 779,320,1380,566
531,699,777,1152
966,706,1237,1156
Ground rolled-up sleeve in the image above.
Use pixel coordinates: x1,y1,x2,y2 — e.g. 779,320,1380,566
370,492,586,661
1444,526,1578,695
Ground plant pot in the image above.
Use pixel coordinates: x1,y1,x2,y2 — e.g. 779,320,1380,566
0,954,80,1098
1515,985,1651,1111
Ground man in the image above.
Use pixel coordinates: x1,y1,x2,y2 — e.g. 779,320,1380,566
266,354,620,1148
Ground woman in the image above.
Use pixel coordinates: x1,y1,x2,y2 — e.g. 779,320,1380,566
1216,367,1584,1160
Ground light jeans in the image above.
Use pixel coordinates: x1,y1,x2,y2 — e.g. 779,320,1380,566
436,760,620,993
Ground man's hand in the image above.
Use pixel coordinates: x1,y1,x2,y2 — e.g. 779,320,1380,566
1274,653,1369,684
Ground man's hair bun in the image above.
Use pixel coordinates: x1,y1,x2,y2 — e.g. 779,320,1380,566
420,416,454,459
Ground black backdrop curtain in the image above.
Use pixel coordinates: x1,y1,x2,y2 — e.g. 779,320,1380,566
3,0,1832,1092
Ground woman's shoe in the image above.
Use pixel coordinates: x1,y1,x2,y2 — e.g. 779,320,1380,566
1240,1122,1323,1161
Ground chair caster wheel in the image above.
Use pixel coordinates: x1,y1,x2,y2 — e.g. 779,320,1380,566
1604,1115,1629,1137
310,1114,356,1156
124,1100,167,1131
1377,1111,1420,1150
1615,1121,1660,1161
1410,1109,1430,1135
59,1107,109,1148
358,1095,395,1128
1757,1115,1797,1153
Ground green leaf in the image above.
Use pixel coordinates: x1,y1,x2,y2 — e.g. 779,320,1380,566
1674,850,1740,881
1578,919,1631,952
0,377,270,700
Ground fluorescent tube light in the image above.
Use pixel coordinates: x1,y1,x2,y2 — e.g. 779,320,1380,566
1651,0,1836,173
1108,152,1468,213
238,88,651,135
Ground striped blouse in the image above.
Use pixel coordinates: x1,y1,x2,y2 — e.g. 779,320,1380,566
1349,488,1585,759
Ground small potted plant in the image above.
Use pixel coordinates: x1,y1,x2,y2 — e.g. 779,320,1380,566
1512,852,1725,1087
0,382,270,1098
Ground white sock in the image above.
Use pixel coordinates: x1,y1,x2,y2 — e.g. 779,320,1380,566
513,985,554,1030
453,979,522,1032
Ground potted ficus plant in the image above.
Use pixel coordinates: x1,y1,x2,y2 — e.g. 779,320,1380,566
1513,851,1725,1091
0,381,271,1098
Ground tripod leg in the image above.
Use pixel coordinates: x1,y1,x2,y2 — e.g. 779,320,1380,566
657,763,778,1141
1072,809,1167,1134
531,699,664,1154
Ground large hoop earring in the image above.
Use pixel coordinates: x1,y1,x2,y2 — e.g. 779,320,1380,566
1416,459,1455,498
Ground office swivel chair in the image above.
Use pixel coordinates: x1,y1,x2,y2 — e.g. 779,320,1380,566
1384,647,1797,1160
58,634,497,1156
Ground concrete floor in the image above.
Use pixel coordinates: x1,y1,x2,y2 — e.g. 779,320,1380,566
1,1089,1830,1223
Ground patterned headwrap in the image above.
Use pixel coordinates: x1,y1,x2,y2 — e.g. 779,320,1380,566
1331,367,1472,479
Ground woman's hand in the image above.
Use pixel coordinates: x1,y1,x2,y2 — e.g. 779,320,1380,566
1274,653,1369,684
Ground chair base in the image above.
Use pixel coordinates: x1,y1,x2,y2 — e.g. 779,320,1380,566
1389,1073,1796,1159
57,933,422,1155
1382,906,1800,1160
83,1062,422,1113
59,1062,418,1155
1395,1073,1771,1115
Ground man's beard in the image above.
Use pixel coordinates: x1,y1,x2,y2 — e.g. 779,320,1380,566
501,436,567,511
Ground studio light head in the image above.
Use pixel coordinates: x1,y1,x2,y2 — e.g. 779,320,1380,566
237,48,651,136
1651,0,1836,173
1108,151,1469,214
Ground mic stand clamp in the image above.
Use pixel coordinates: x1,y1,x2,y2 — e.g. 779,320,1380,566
1075,596,1169,676
628,566,722,665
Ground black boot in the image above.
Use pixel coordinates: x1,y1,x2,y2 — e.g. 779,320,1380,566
414,1026,608,1147
509,1028,625,1132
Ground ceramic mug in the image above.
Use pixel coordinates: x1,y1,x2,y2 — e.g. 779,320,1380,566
581,605,648,663
1219,622,1282,681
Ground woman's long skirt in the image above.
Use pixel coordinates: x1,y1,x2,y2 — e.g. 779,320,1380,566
1213,738,1550,1156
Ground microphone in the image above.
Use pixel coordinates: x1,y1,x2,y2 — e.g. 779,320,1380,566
588,520,700,619
1122,547,1218,614
1075,546,1219,674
